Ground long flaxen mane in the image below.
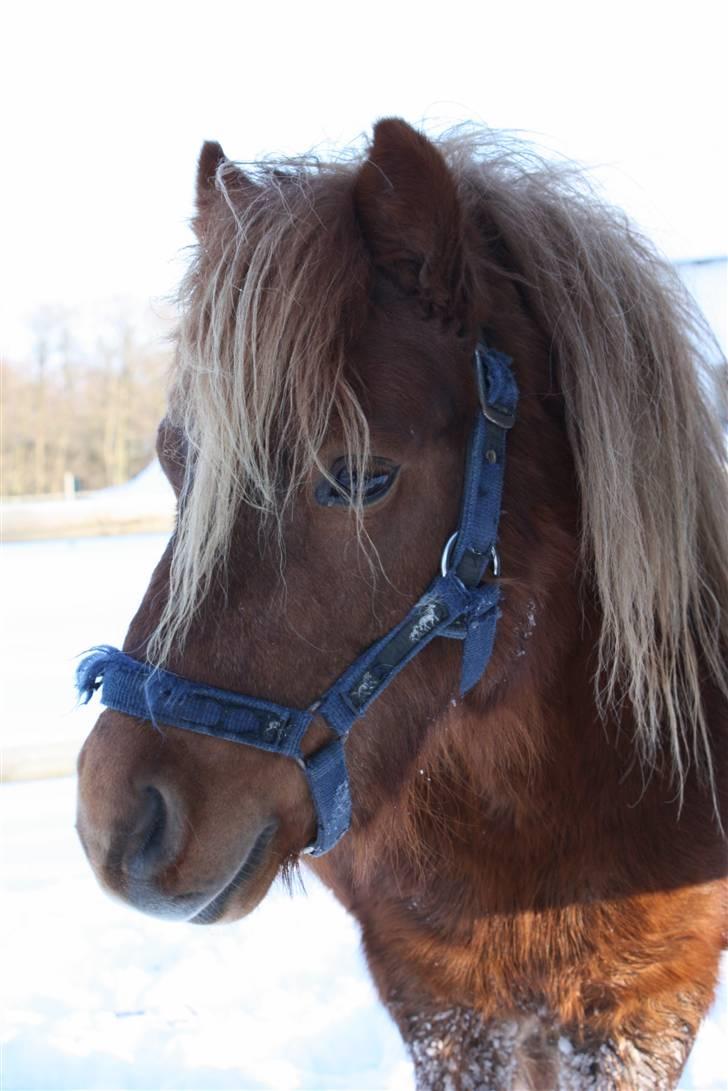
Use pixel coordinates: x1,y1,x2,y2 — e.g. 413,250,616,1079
153,127,728,806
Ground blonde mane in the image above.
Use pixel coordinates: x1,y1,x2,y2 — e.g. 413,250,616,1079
155,161,372,662
153,129,728,804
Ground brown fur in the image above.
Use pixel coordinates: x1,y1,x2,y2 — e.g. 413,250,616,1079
77,120,728,1089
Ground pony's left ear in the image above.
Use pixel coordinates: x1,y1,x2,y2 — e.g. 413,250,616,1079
354,118,470,326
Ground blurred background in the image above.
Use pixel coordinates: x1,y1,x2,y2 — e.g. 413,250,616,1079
1,1,726,1088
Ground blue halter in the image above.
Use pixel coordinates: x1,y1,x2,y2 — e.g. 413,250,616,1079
77,341,518,855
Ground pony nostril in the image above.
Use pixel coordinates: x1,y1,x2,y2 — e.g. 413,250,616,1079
139,786,166,854
125,786,170,879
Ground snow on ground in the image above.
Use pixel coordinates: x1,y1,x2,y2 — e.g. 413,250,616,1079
1,777,410,1091
1,533,172,751
1,534,726,1089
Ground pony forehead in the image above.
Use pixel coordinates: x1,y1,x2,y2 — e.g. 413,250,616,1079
176,162,471,457
199,156,366,264
181,158,372,374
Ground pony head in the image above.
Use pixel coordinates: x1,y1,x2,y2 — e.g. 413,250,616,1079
76,120,728,923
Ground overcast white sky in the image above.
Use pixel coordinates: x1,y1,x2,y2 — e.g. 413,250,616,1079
2,0,726,360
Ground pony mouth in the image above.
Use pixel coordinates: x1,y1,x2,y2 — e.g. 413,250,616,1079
190,823,277,925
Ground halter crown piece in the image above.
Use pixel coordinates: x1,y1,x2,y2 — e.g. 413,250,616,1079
77,340,518,855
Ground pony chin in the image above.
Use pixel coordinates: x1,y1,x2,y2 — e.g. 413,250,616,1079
187,827,284,926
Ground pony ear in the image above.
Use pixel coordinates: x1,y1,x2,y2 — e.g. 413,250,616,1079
196,140,227,208
354,118,469,324
194,140,256,238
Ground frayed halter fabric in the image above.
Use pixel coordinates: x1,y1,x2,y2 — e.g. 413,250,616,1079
77,340,518,855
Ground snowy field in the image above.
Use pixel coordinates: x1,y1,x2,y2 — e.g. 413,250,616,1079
1,534,726,1090
2,777,409,1090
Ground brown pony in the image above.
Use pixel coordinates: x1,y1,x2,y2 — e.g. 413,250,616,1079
76,120,728,1089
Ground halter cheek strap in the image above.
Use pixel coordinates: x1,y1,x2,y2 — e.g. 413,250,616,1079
77,341,518,856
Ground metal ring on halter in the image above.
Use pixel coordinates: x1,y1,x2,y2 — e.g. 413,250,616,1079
489,545,501,577
440,533,501,580
440,533,458,577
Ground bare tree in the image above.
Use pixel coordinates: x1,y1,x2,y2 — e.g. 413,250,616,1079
2,307,169,498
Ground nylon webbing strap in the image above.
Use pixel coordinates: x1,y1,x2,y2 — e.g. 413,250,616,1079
76,340,518,855
452,346,517,691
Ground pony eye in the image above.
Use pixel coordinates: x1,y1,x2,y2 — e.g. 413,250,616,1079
316,458,399,507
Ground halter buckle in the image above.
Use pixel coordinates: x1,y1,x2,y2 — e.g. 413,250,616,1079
440,533,500,579
474,344,516,429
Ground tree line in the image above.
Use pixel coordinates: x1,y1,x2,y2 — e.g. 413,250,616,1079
2,308,170,498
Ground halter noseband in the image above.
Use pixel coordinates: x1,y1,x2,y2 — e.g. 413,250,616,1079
77,340,518,856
